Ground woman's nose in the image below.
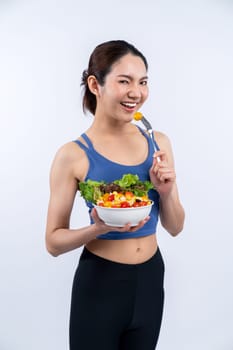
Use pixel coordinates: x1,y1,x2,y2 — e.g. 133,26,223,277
127,84,141,99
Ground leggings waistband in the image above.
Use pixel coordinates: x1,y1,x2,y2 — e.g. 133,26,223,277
80,246,162,269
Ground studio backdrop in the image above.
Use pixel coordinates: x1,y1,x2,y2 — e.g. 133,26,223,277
0,0,233,349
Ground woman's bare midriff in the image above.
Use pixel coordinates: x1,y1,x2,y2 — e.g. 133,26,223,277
85,233,158,264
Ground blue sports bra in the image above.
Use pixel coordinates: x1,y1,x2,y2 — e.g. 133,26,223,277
73,126,160,240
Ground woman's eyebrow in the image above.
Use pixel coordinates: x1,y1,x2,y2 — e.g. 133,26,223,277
116,74,148,80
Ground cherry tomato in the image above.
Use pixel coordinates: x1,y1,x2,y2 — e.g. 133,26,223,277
108,194,115,201
125,191,134,199
120,201,130,208
140,201,148,206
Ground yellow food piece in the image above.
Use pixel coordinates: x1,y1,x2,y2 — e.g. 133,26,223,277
102,193,110,201
133,112,143,121
103,201,113,207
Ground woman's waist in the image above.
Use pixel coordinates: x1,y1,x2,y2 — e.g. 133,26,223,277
85,233,158,265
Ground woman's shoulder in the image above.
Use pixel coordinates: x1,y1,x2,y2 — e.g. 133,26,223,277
51,139,89,182
53,140,84,163
154,130,171,147
50,138,88,173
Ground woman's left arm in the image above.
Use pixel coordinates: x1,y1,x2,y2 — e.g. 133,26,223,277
149,132,185,236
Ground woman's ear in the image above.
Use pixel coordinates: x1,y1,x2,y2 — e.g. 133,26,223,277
87,75,100,96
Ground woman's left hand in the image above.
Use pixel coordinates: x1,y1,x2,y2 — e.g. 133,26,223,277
149,150,176,196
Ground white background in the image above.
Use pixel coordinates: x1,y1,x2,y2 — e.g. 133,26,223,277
0,0,233,349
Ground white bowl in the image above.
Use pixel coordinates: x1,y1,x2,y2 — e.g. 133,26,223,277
94,202,153,227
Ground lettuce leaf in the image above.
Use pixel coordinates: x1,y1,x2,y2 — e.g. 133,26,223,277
113,174,139,187
114,174,154,196
79,180,104,203
79,174,154,203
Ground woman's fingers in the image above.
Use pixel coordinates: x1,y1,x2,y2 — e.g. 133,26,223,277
157,168,175,178
90,207,100,222
128,216,150,232
151,153,175,182
113,216,150,232
159,172,176,183
117,216,150,232
153,150,167,163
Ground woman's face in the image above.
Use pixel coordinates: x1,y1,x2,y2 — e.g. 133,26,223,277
96,53,149,121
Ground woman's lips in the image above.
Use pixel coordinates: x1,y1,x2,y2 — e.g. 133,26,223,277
120,102,137,112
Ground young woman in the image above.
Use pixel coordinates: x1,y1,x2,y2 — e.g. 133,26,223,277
45,40,185,350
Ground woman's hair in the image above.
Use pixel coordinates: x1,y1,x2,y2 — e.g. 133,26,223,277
81,40,148,115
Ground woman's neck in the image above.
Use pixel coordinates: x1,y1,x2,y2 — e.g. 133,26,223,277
88,116,135,136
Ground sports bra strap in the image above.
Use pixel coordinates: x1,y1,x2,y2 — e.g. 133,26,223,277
73,139,88,151
74,127,160,153
80,133,94,149
73,133,94,152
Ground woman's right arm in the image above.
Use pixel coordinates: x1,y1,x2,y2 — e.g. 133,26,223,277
45,143,104,257
45,143,152,257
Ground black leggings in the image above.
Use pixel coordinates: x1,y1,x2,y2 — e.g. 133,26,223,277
69,247,165,350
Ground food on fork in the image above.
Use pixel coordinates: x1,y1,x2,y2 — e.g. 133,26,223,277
133,111,143,121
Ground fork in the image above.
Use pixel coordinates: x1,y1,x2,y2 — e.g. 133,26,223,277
134,113,161,162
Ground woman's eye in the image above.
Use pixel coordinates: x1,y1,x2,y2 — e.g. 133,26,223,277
140,80,148,86
119,80,129,84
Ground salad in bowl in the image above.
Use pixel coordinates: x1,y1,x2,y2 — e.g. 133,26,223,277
79,174,154,226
